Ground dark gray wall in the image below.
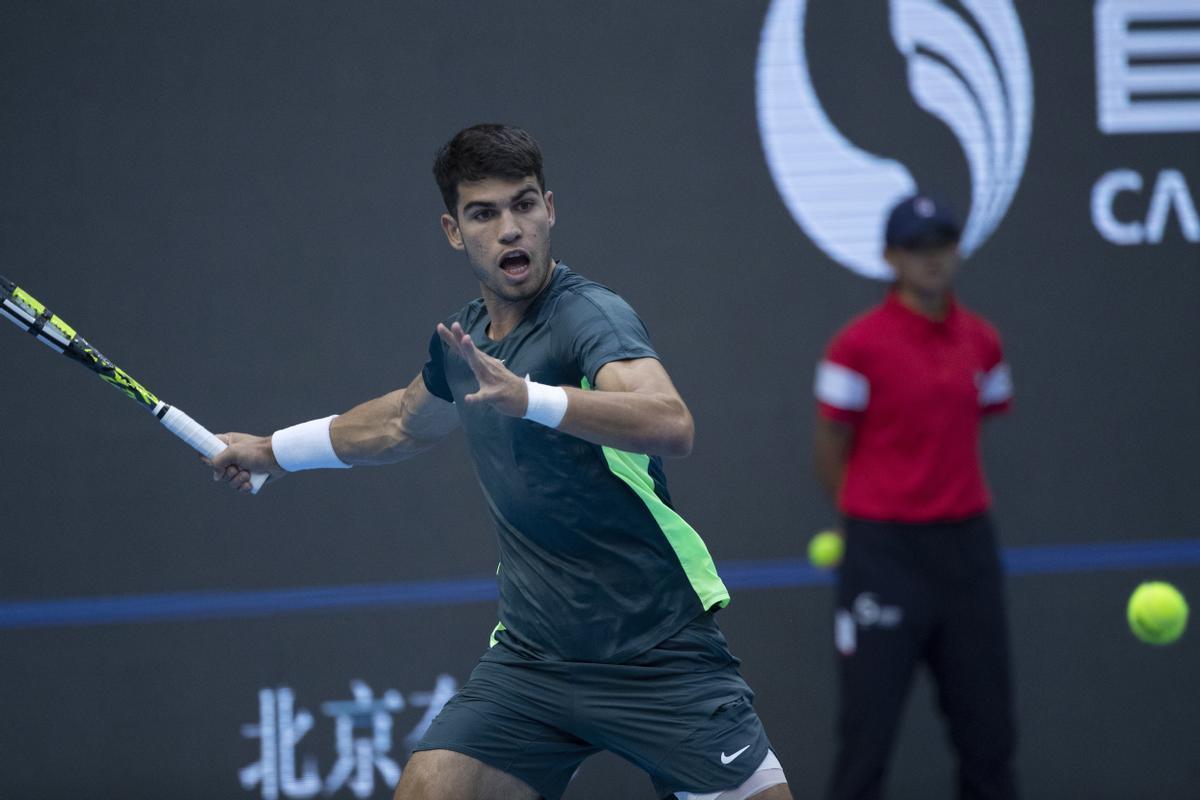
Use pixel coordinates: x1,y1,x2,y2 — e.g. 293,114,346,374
1,2,1197,798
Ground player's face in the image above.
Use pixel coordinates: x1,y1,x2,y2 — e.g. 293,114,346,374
886,242,960,297
440,176,556,304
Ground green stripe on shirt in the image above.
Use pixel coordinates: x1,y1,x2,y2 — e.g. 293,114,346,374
582,377,730,612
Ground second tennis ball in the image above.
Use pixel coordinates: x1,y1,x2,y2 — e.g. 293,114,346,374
808,530,844,569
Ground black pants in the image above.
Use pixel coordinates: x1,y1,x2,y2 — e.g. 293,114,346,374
827,514,1017,800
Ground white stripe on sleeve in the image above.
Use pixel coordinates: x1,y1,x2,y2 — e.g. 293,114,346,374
978,362,1013,406
815,360,870,411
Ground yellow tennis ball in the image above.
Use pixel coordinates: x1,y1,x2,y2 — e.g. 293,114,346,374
1127,581,1189,645
808,530,844,569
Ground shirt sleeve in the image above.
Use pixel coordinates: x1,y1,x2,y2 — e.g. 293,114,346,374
421,329,454,402
562,288,659,386
977,324,1013,415
815,329,869,425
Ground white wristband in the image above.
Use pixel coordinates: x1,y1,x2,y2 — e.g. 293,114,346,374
523,375,568,428
271,415,351,471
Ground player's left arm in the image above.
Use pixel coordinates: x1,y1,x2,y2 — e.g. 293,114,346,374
560,356,693,456
437,321,693,457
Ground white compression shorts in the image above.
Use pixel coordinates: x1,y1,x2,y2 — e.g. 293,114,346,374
675,749,787,800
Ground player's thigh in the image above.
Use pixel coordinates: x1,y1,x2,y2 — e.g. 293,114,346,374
412,654,596,799
579,614,778,796
394,749,539,800
650,685,775,797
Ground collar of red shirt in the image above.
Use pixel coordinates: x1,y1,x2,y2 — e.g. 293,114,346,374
885,288,961,329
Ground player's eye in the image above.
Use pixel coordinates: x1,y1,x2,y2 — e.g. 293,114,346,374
472,209,495,221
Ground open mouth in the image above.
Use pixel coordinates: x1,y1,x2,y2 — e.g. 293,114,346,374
500,251,531,275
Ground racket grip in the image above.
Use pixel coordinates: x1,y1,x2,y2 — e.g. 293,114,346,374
158,405,269,494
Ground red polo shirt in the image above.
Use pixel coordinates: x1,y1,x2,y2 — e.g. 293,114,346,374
815,291,1012,523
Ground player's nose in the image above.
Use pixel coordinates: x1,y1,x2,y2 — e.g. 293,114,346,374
499,211,521,244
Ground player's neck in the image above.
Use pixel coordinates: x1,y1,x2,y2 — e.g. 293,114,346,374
896,285,951,321
482,299,527,340
481,263,555,340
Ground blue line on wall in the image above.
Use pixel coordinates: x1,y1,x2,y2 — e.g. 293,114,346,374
2,539,1198,630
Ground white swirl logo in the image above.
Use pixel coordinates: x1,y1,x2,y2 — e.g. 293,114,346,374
757,0,1033,278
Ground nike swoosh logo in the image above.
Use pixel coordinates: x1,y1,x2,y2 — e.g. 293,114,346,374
720,745,751,765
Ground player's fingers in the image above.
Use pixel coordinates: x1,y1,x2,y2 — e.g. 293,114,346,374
439,323,499,383
463,385,504,405
457,336,498,384
458,336,511,384
211,446,237,472
210,451,246,485
437,323,472,362
450,322,477,352
436,323,458,351
456,331,479,365
457,334,484,369
438,322,466,345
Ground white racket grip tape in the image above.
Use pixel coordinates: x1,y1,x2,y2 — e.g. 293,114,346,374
158,405,269,494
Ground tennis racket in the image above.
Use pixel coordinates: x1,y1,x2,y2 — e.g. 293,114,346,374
0,274,268,493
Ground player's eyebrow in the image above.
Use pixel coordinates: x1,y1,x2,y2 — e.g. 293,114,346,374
462,185,541,215
508,187,540,203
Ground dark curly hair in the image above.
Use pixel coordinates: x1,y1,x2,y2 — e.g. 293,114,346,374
433,124,546,216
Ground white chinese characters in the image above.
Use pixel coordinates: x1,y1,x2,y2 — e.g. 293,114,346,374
240,676,458,800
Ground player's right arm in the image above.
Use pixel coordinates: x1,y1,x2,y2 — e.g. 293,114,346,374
210,372,459,492
330,372,460,464
813,415,854,505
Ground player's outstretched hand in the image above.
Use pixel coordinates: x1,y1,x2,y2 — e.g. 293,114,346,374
437,321,528,417
205,432,285,494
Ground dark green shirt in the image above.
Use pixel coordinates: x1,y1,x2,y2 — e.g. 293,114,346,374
422,263,729,662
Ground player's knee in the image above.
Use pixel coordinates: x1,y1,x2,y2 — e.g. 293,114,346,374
675,750,789,800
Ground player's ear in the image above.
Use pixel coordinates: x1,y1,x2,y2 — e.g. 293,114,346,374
882,246,901,271
441,213,465,251
545,190,555,229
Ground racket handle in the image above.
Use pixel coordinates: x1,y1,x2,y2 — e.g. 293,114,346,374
158,405,269,494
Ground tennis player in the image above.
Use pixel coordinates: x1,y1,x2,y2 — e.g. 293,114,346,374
210,124,792,800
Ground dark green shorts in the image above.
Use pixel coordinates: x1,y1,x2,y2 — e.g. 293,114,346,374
414,612,772,800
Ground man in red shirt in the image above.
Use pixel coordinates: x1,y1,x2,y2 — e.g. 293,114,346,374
813,195,1017,800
